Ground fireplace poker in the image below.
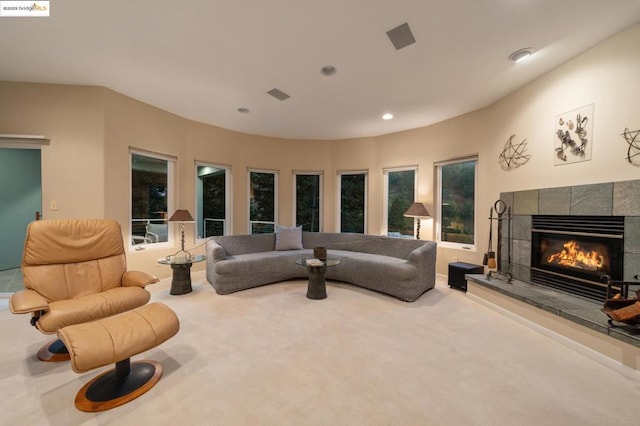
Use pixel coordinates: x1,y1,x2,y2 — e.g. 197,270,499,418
507,206,512,269
484,207,496,269
494,199,506,269
487,199,512,283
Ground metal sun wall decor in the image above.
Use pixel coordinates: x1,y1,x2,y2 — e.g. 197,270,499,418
498,134,531,170
554,103,594,165
622,128,640,166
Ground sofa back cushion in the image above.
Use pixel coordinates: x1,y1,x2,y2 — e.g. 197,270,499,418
214,233,276,255
213,232,428,260
302,232,425,260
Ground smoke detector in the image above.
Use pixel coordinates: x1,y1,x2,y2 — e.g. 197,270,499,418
509,48,534,63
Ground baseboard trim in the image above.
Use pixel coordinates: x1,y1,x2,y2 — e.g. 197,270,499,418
466,281,640,375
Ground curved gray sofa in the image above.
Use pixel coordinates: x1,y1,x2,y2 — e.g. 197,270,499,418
205,232,437,302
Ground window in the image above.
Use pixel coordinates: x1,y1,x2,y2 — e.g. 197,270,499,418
383,167,417,237
196,162,231,239
294,172,322,232
436,156,477,247
249,169,278,234
130,151,175,246
337,171,367,233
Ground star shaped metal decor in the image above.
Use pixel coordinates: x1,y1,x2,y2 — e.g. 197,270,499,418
499,134,531,170
622,128,640,165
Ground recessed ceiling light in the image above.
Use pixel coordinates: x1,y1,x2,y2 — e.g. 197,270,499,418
382,113,394,120
321,65,337,76
509,48,534,63
237,107,250,114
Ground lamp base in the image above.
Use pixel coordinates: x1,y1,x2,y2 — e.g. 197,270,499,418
165,250,192,263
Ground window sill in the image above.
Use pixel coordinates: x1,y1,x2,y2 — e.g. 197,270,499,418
129,242,173,252
437,241,477,251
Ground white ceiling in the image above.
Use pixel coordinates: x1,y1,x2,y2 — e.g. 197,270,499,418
2,1,640,140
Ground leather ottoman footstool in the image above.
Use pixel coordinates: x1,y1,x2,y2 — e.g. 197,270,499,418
57,302,180,412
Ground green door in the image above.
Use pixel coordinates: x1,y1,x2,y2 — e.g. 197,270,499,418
0,147,42,270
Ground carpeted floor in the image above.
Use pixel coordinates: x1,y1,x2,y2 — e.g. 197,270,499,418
1,272,639,425
0,267,23,293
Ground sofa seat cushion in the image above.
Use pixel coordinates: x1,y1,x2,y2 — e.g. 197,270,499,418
328,250,417,282
37,286,150,334
212,250,314,293
215,250,310,275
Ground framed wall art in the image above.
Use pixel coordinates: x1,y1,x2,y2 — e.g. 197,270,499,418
554,103,594,165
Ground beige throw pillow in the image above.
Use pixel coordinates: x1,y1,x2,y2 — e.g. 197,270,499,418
275,225,303,250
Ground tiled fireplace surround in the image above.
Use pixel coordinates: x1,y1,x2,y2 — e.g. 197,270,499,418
464,180,640,367
501,179,640,285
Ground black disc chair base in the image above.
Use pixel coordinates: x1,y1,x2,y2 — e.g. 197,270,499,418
75,359,163,412
37,338,70,362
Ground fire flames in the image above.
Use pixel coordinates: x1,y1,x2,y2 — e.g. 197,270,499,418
546,240,604,271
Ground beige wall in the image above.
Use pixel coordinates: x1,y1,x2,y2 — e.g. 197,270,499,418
1,22,639,278
0,83,105,219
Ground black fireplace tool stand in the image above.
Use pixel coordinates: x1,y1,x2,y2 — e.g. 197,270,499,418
486,199,513,283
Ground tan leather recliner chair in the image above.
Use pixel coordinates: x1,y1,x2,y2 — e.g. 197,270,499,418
9,219,159,361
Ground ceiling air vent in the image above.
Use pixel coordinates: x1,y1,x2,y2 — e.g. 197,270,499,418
386,22,416,51
267,88,291,101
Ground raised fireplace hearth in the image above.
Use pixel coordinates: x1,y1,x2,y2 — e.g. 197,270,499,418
501,180,640,303
530,215,624,301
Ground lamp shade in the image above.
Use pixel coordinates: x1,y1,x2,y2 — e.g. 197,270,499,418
168,209,194,222
403,202,430,218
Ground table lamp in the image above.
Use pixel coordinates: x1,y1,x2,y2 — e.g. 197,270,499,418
403,202,430,239
168,209,195,261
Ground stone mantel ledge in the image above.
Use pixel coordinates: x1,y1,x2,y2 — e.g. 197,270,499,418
502,179,640,217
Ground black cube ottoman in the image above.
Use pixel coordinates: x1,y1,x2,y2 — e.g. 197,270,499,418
448,262,484,292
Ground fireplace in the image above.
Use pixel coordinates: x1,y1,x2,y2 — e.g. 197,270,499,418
530,215,624,301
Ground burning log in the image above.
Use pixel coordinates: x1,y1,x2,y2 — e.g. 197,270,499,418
547,240,604,271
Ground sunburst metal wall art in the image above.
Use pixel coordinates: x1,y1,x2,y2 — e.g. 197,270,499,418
498,134,531,170
622,127,640,165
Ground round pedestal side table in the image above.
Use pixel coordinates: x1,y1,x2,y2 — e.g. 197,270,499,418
157,254,206,295
295,258,340,299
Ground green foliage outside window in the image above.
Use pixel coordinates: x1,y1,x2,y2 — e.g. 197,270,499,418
131,153,168,241
296,174,320,232
440,160,475,244
201,168,226,237
387,170,415,237
340,174,365,233
250,171,275,234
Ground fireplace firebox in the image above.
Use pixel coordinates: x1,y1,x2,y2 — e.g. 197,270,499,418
531,215,624,301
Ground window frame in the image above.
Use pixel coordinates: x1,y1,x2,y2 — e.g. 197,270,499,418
382,165,418,237
336,170,368,234
435,155,478,250
195,161,232,241
129,148,175,249
247,168,279,234
293,171,323,232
